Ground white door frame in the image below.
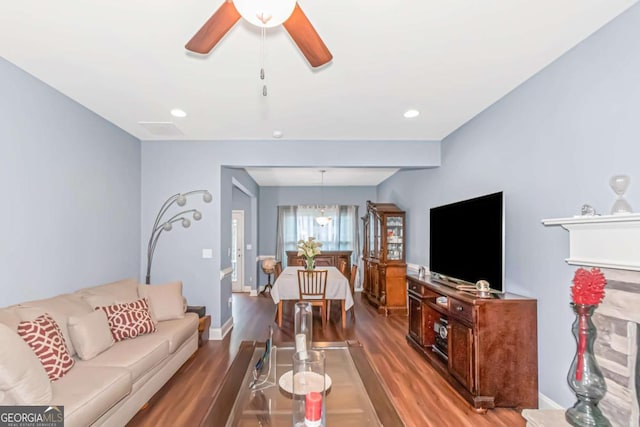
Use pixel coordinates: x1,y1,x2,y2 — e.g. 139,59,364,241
232,210,245,292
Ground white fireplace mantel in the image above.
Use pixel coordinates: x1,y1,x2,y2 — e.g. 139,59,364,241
542,214,640,271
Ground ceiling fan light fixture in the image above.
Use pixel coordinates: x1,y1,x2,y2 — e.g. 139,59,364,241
234,0,297,28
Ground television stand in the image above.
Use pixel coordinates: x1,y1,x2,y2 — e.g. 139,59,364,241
406,274,538,411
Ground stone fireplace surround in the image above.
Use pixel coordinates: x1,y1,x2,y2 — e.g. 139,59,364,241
524,214,640,427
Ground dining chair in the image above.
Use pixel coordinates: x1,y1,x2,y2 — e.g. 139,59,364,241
349,264,358,295
348,264,358,319
274,261,282,280
297,269,328,328
338,259,348,277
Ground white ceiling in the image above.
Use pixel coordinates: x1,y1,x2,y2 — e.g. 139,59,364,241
245,167,399,186
2,1,636,187
1,0,636,143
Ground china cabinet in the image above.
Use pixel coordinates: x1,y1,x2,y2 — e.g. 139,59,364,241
361,201,407,315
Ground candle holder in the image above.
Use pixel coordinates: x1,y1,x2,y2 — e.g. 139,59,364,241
294,302,313,358
292,350,326,427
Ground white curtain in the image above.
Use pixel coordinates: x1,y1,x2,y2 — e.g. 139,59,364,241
275,205,360,273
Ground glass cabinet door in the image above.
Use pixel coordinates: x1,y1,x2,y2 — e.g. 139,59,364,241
368,211,375,257
385,215,404,261
374,213,381,258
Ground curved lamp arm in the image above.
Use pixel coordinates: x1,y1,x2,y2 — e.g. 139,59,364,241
145,190,211,284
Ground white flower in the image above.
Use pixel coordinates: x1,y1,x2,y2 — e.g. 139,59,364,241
296,237,322,259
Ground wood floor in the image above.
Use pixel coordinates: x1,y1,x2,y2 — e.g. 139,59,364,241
127,293,528,427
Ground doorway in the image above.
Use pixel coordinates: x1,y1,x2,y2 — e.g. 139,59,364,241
231,210,245,292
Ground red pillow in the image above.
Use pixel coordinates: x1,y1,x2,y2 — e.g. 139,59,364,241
17,313,75,381
98,298,156,342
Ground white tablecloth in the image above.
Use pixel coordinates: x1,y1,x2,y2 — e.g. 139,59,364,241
271,266,354,310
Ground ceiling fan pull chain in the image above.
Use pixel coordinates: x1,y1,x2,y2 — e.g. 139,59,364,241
260,27,267,97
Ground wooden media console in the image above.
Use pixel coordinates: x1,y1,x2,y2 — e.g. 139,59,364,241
406,274,538,412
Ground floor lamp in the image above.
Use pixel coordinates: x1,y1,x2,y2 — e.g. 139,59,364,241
145,190,212,285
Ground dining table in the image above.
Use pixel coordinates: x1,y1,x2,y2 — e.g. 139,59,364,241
271,266,354,328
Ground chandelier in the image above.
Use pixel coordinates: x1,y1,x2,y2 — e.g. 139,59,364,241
315,170,332,226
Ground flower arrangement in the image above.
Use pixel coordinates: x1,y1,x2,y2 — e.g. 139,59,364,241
570,267,607,381
297,237,322,260
571,267,607,305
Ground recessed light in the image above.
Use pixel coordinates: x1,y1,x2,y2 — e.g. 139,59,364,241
403,109,420,119
170,108,187,118
272,130,283,138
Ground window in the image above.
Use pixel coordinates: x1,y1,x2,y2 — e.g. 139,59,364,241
276,205,359,266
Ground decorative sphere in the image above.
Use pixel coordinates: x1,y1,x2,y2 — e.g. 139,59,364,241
261,258,276,274
203,191,213,203
163,222,172,231
182,218,191,228
176,194,187,206
193,211,202,221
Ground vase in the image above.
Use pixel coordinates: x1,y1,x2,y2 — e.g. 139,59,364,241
305,257,315,271
565,304,611,427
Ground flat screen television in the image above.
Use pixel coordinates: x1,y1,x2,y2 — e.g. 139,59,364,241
429,192,505,293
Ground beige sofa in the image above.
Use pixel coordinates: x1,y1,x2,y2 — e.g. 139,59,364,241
0,278,199,427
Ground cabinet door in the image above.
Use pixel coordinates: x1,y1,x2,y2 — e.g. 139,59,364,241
422,304,437,348
448,320,475,393
368,211,376,257
370,264,380,299
408,295,423,344
385,215,404,261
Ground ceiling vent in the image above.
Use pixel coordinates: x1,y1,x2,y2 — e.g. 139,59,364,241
137,122,184,137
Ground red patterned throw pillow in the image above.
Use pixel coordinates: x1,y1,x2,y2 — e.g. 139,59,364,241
17,313,75,381
98,298,156,342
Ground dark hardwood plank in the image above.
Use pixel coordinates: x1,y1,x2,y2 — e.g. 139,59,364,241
127,293,527,427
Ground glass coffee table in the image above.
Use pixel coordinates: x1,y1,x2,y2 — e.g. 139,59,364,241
202,341,403,426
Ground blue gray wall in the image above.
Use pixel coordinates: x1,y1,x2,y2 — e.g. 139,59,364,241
141,140,439,330
378,3,640,407
0,58,141,306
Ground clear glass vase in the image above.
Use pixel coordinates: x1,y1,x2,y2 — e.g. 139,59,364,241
305,257,315,271
565,304,611,427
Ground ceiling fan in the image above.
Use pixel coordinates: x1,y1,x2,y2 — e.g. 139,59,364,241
185,0,333,68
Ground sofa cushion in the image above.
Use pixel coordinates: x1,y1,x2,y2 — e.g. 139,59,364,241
52,365,131,427
98,299,156,342
77,278,139,307
17,313,75,381
17,294,93,357
0,306,21,330
77,333,170,382
68,310,115,360
0,323,52,404
137,281,185,322
153,313,199,353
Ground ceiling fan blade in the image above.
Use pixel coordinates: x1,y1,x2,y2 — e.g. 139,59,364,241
185,1,241,54
283,4,333,68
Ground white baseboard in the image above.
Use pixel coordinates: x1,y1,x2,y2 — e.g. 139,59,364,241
209,316,233,340
249,289,258,297
538,392,564,410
